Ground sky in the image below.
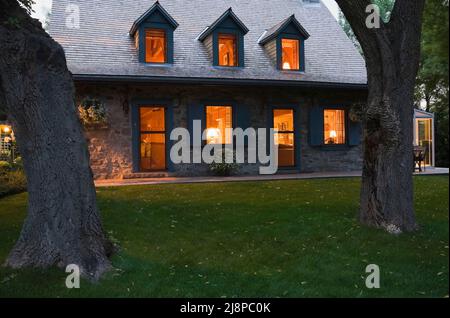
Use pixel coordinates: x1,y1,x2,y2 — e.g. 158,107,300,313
31,0,340,25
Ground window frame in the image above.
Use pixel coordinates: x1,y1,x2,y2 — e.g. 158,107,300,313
138,23,175,65
204,104,235,145
322,107,348,147
276,34,305,72
212,28,245,68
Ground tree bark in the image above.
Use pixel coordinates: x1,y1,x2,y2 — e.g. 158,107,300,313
0,1,113,279
336,0,426,232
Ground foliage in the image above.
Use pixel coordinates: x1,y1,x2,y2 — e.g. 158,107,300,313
415,0,449,167
78,98,108,127
0,177,447,297
0,157,26,198
209,148,240,176
338,0,395,54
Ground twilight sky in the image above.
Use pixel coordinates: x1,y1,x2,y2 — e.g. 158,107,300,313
31,0,340,25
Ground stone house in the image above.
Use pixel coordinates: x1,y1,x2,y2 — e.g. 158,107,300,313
50,0,369,179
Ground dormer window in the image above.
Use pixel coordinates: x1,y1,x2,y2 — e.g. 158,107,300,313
218,33,238,67
146,29,166,63
281,38,300,70
198,8,249,68
259,15,310,72
129,1,178,65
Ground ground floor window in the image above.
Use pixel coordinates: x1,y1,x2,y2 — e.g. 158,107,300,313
273,109,295,167
205,106,233,144
139,107,166,171
324,109,346,145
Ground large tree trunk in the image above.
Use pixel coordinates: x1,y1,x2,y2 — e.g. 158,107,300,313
0,1,113,279
336,0,426,232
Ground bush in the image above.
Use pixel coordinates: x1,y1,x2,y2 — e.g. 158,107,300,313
209,148,239,176
0,157,27,198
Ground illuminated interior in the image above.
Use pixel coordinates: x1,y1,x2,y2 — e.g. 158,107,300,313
218,34,238,67
415,118,433,166
206,106,233,144
281,38,300,70
273,109,295,167
324,109,346,145
0,124,14,156
140,107,166,171
145,29,166,63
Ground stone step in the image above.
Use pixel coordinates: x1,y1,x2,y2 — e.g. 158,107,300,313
276,169,301,175
123,172,170,179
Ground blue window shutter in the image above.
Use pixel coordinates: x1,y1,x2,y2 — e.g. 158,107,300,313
309,106,324,146
236,104,251,129
131,106,140,172
348,119,362,146
188,104,205,144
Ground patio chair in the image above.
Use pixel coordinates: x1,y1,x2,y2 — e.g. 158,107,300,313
413,146,426,172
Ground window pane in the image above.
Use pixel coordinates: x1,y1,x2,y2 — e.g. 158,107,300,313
206,106,233,144
140,107,165,132
140,133,166,171
417,119,433,165
273,109,295,167
274,109,294,132
145,29,166,63
281,39,300,70
324,109,346,145
218,34,237,67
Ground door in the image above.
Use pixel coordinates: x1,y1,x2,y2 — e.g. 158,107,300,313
139,106,166,171
273,109,296,168
416,118,433,166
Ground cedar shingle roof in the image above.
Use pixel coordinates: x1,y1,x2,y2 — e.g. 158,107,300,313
50,0,367,86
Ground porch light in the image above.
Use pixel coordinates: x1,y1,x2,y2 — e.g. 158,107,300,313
3,126,10,133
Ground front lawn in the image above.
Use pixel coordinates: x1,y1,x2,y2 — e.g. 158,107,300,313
0,176,448,297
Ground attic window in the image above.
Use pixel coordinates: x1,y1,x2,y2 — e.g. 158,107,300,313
281,38,300,70
198,8,249,68
145,29,166,63
130,1,179,64
218,34,238,67
258,15,309,72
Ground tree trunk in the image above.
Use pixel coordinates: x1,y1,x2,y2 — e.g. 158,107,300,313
0,1,113,279
336,0,426,233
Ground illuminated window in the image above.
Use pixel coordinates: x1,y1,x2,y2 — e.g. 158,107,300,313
140,107,166,171
218,34,238,67
281,38,300,70
206,106,233,144
145,29,166,63
324,109,346,145
273,109,295,167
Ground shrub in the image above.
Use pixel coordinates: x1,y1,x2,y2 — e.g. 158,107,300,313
209,148,239,176
0,157,27,198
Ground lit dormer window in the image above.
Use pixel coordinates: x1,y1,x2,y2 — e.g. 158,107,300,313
259,15,309,72
146,29,166,63
218,33,238,67
281,38,300,70
129,1,178,65
198,8,249,68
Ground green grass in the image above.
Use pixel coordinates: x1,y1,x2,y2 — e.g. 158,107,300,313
0,176,448,298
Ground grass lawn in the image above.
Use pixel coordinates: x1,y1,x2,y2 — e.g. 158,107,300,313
0,176,448,298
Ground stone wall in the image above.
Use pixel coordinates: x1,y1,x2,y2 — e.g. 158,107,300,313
75,83,366,179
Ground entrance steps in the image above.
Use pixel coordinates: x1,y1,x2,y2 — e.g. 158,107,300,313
123,172,170,179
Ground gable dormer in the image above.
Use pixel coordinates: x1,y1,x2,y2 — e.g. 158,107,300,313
259,15,310,72
130,1,179,64
198,8,249,67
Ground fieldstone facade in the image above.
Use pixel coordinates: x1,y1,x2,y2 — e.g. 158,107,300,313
76,83,365,180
